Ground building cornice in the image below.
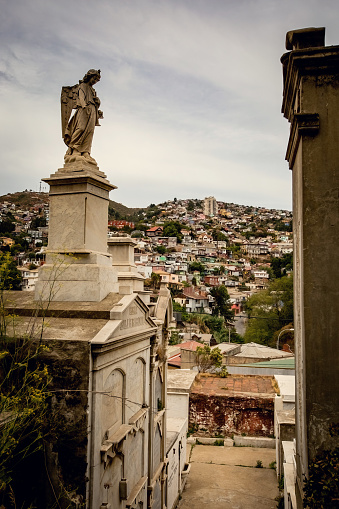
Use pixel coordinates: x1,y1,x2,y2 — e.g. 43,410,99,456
281,45,339,122
285,113,320,169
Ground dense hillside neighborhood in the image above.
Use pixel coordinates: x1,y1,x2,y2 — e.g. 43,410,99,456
0,191,293,345
0,192,292,291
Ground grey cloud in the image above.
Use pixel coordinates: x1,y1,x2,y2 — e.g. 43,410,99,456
1,0,339,209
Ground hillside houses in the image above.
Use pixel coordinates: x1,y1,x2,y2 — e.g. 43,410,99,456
0,193,49,250
180,287,211,314
1,193,292,301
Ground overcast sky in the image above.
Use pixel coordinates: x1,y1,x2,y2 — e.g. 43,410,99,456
1,0,338,210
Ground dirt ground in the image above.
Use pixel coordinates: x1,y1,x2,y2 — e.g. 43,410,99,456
178,444,279,509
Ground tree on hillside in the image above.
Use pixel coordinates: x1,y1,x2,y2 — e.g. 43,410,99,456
184,313,209,333
212,229,228,243
0,253,22,291
209,285,234,322
150,272,161,290
13,235,29,251
273,219,292,232
195,345,222,373
172,301,186,313
229,244,241,257
108,206,120,219
30,216,46,229
203,315,225,334
203,315,243,344
0,219,15,235
134,222,148,232
244,275,293,346
189,261,205,274
162,221,184,243
270,253,293,278
122,225,133,234
187,200,195,211
131,231,143,238
145,205,161,220
155,245,167,255
169,329,181,345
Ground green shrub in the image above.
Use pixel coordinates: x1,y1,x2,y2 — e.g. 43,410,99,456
303,447,339,508
278,475,284,490
218,366,229,378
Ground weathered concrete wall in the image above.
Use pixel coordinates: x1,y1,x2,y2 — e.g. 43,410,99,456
167,392,189,420
41,339,91,506
275,409,295,479
180,348,197,370
189,393,274,437
281,27,339,506
0,334,91,509
188,374,276,438
166,418,187,509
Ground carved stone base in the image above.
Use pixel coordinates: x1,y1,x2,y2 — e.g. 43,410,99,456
35,253,119,302
52,158,109,180
35,163,118,302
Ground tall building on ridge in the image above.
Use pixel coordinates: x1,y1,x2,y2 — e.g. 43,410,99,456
204,196,218,216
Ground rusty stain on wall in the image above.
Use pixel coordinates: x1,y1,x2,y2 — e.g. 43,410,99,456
189,374,276,437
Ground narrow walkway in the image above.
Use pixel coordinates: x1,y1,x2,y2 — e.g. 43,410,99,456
179,445,279,509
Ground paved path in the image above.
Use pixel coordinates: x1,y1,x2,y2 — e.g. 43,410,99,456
179,445,279,509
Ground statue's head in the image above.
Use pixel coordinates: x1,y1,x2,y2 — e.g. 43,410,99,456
83,69,101,83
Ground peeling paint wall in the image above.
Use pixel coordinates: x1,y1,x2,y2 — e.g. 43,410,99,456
189,393,274,437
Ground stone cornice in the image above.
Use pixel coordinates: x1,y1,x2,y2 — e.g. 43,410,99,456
107,237,138,247
281,45,339,121
44,173,116,194
285,113,320,169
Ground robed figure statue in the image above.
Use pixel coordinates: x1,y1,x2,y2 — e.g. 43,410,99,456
61,69,103,165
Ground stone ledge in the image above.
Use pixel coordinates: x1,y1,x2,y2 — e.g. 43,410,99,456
234,436,276,448
188,437,234,447
3,290,122,319
126,476,147,508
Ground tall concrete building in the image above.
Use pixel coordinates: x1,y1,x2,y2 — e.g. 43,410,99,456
281,27,339,507
203,196,218,217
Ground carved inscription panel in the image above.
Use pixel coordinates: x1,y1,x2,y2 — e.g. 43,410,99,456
119,304,148,332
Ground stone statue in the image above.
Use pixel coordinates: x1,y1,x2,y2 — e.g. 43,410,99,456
61,69,103,165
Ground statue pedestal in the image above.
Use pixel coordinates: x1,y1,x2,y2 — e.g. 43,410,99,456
35,162,119,302
107,236,145,295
